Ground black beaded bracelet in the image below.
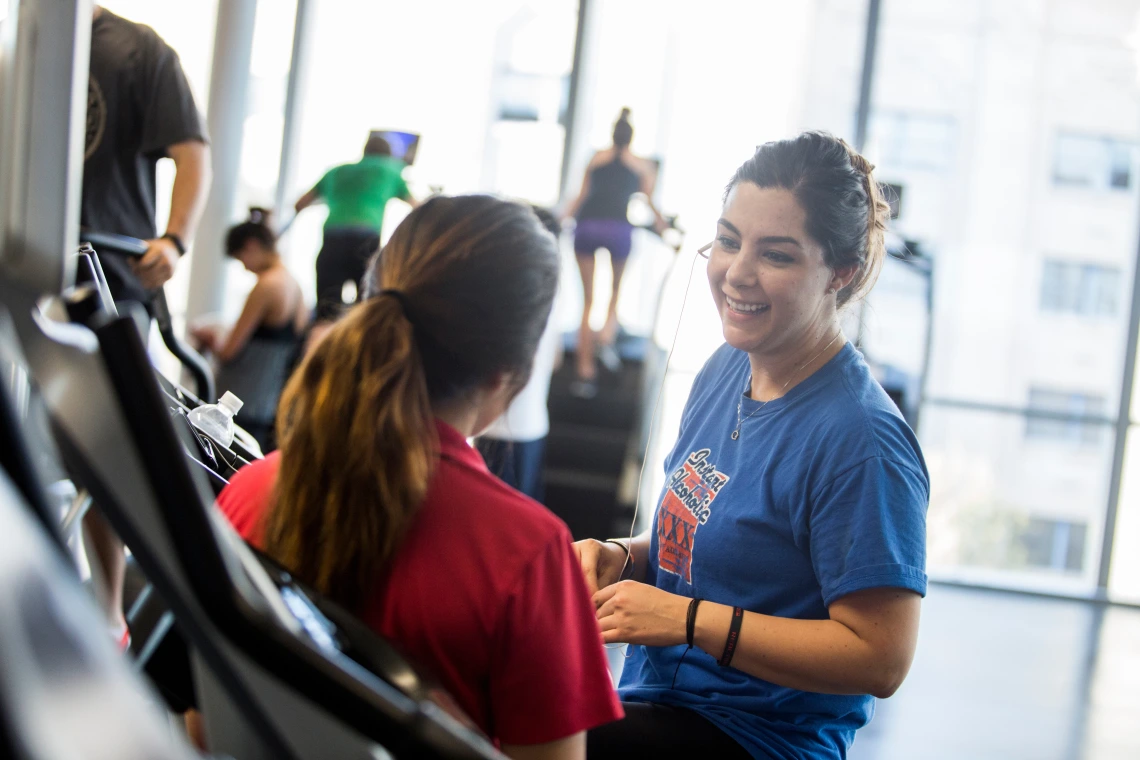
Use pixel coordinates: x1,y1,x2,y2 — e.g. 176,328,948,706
685,598,702,647
718,606,744,667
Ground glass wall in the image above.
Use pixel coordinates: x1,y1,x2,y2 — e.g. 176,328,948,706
804,0,1140,597
83,0,1140,602
631,0,1140,601
279,0,579,306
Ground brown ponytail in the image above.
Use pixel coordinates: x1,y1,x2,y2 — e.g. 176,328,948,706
262,196,560,610
265,295,433,608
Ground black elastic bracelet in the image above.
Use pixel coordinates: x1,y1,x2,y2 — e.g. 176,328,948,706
604,539,634,580
161,232,186,255
685,598,702,647
718,606,744,667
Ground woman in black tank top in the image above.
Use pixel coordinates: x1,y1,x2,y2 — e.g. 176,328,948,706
190,209,309,450
561,109,668,398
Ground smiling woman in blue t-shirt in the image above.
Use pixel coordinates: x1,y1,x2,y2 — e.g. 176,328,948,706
577,132,930,760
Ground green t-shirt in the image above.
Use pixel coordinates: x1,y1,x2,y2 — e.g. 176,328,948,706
315,155,409,231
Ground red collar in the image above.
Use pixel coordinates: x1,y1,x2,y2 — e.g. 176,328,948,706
435,420,487,472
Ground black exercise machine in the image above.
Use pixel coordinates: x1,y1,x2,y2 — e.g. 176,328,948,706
80,230,217,404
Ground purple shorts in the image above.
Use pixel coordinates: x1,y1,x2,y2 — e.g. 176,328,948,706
574,218,634,261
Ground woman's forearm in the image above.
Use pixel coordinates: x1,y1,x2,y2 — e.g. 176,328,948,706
691,591,920,699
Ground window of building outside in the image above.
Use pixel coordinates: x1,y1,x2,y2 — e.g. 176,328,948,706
1053,133,1137,191
1040,259,1122,317
870,111,957,171
1025,389,1107,446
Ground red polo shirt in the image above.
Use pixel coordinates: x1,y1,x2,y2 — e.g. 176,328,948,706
216,421,623,746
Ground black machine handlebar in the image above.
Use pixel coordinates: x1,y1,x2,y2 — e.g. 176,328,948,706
79,231,216,403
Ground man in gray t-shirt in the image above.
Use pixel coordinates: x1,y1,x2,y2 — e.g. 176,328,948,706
79,5,211,649
81,5,211,309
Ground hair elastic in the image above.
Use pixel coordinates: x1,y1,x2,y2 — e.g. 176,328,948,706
379,289,412,318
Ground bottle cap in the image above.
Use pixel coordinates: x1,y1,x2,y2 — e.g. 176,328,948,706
218,391,244,416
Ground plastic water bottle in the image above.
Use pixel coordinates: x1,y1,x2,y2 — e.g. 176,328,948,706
187,391,243,448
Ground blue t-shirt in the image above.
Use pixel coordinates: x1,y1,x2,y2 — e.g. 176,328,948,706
618,342,929,760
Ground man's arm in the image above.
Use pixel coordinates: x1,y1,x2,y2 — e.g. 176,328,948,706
294,184,322,214
133,139,211,289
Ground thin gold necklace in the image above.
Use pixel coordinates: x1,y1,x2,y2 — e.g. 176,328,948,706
732,332,843,441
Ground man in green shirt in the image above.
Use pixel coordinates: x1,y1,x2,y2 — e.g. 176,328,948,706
294,134,418,320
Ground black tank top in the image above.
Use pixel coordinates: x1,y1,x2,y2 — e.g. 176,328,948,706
252,321,300,342
577,157,641,222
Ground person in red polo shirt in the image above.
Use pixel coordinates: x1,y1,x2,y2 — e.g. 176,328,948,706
216,195,622,759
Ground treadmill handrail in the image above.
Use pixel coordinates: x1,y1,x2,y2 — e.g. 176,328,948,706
80,231,217,403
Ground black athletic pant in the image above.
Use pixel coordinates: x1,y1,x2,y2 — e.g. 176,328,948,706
315,226,381,321
588,701,753,759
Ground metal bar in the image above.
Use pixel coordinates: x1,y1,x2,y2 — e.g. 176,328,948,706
923,397,1116,426
1096,191,1140,590
273,0,313,226
184,0,258,322
854,0,882,152
558,0,590,202
928,578,1129,607
59,487,92,537
851,0,883,349
132,610,176,672
125,581,155,627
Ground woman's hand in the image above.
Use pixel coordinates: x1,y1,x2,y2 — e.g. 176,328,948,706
571,539,629,596
593,580,688,647
188,324,221,353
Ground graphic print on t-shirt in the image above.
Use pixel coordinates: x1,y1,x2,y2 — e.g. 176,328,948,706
85,79,106,161
657,448,730,583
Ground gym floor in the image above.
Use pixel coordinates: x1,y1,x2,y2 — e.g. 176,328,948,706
607,585,1140,760
851,585,1140,760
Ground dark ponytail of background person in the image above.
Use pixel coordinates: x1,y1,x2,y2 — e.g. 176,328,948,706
612,107,633,149
224,206,277,256
263,195,560,609
725,131,891,307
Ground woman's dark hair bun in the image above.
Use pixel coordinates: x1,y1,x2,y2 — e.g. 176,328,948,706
249,206,272,225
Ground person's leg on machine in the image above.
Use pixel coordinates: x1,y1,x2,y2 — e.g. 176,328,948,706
573,249,598,391
511,437,546,502
314,230,347,323
597,254,629,375
587,701,753,759
314,228,381,323
82,509,129,649
598,222,633,347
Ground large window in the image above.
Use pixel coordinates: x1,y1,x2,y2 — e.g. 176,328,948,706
869,111,956,171
1053,134,1137,191
1040,260,1121,317
281,0,579,306
791,0,1140,598
1025,389,1107,446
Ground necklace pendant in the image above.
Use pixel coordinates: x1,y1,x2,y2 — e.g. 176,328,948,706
731,430,740,441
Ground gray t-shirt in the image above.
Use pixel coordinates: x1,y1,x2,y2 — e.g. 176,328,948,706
81,9,207,304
